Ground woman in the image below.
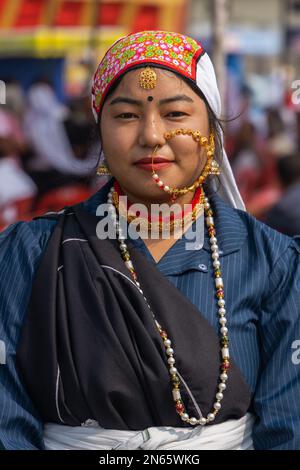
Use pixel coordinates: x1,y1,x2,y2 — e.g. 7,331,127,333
0,30,299,450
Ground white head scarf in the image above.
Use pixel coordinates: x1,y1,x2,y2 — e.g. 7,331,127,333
196,53,246,210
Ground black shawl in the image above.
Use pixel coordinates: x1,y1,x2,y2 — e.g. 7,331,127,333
16,203,251,430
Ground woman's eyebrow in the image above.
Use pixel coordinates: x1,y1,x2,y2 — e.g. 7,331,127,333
159,95,194,105
109,94,194,106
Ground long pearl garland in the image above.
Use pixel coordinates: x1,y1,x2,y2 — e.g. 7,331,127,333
107,185,230,426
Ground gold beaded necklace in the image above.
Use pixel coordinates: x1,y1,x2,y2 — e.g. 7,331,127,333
111,185,205,234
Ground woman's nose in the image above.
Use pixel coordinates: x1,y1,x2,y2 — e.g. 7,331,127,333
138,115,166,149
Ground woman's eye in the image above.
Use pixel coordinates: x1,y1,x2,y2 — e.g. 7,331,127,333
116,113,137,119
166,111,188,117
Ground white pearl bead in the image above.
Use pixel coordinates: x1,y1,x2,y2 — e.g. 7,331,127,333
207,413,215,422
221,326,228,335
120,243,127,250
169,367,177,375
164,185,170,191
182,413,189,421
210,237,217,244
206,217,214,225
152,173,159,179
125,260,133,270
199,417,207,425
218,307,226,315
213,260,220,268
172,389,181,400
220,373,228,381
164,339,171,347
219,383,226,391
215,278,223,288
214,402,221,410
212,252,219,260
222,347,230,358
218,299,225,307
166,348,174,355
219,317,227,325
204,202,210,210
216,392,223,400
157,180,164,187
167,357,175,365
211,244,218,251
190,417,198,426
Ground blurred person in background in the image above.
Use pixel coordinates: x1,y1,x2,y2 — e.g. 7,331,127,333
296,112,300,152
266,107,296,158
229,120,281,218
230,121,263,203
0,82,37,227
64,94,98,163
264,154,300,236
23,81,97,195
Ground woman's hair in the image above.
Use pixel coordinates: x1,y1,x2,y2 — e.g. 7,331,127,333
95,66,225,193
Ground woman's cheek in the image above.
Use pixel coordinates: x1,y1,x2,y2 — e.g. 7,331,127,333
173,142,199,166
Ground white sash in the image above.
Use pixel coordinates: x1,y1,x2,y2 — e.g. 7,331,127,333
44,413,254,450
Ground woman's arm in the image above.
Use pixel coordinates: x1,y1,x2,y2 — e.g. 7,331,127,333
0,219,55,449
252,236,300,450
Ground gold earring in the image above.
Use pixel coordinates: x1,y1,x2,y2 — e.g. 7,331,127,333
96,160,111,176
208,159,220,175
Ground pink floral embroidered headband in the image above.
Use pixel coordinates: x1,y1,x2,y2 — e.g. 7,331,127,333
91,30,205,122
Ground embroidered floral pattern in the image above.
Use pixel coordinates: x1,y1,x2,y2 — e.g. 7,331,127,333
91,30,203,120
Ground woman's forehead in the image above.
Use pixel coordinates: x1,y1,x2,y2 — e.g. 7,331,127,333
108,68,196,101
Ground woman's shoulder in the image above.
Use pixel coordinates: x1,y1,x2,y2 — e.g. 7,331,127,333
0,216,58,256
210,191,300,267
0,180,111,256
238,206,299,246
235,204,300,264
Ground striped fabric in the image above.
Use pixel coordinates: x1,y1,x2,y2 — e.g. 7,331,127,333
0,178,300,450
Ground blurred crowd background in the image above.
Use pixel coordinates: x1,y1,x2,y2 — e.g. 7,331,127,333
0,0,300,236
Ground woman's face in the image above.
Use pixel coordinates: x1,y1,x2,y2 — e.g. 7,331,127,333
100,67,210,204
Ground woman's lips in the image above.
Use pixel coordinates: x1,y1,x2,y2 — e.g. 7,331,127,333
135,161,173,171
134,156,174,171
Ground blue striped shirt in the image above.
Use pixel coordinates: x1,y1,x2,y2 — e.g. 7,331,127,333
1,179,300,450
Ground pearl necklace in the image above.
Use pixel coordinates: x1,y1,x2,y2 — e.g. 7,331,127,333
107,186,230,426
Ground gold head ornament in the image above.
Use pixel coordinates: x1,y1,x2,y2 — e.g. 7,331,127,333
139,66,157,90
